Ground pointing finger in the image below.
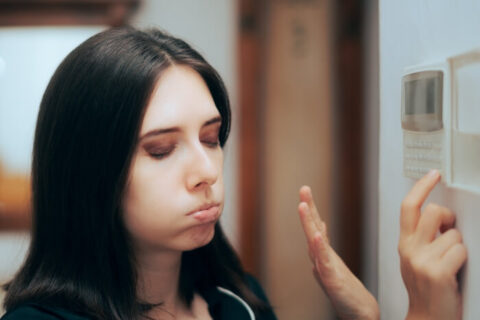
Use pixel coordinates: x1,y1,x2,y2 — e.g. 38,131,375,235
400,170,441,237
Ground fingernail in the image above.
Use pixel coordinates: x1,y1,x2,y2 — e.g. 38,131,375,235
428,169,439,179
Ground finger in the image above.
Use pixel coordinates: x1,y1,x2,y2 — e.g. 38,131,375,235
300,186,326,237
312,232,334,279
298,202,319,263
300,185,317,212
400,170,441,237
442,243,468,275
416,204,456,243
298,202,319,245
312,266,322,284
440,220,456,234
428,229,463,258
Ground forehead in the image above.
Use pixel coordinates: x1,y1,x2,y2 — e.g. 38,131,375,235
140,65,219,134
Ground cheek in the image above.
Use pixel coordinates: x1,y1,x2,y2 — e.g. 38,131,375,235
214,151,225,197
121,149,226,251
128,153,184,204
121,159,181,242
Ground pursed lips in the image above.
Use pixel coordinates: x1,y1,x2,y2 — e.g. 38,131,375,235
186,203,221,223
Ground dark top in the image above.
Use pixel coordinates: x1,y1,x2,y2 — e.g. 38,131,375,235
1,276,277,320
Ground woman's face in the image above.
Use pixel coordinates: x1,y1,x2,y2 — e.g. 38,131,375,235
123,65,224,253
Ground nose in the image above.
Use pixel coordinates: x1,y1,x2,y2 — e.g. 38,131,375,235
186,143,219,191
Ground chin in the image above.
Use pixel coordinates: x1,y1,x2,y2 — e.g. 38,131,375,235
184,222,216,250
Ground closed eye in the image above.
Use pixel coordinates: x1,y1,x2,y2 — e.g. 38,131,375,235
201,120,221,148
202,137,220,148
149,145,177,160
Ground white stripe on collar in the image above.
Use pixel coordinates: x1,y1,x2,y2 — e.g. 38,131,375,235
216,287,256,320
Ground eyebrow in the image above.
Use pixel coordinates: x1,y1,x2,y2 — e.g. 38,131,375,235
139,116,222,141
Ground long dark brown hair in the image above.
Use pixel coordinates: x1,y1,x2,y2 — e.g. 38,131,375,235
3,27,266,319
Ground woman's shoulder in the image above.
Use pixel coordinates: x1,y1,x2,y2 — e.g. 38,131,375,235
243,274,277,320
244,273,270,304
202,273,277,320
1,304,90,320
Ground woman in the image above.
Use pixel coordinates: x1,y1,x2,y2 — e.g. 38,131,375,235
1,27,466,320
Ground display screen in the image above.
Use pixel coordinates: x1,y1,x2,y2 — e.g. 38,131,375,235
404,76,441,115
402,70,443,132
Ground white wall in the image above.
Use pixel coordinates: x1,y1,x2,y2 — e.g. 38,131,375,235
379,1,480,319
131,0,240,248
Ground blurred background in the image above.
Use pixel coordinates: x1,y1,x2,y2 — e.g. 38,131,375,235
0,0,379,319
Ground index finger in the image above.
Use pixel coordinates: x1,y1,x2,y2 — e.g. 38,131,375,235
400,169,441,237
299,186,325,233
298,202,318,243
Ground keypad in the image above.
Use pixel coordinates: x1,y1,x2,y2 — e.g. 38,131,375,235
403,131,444,180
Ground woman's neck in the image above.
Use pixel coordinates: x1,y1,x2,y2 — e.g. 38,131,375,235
136,249,184,316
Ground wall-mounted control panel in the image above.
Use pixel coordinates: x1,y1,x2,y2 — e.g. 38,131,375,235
402,50,480,194
402,69,445,179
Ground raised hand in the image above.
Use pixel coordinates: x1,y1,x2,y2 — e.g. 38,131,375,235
298,186,379,320
398,170,467,320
